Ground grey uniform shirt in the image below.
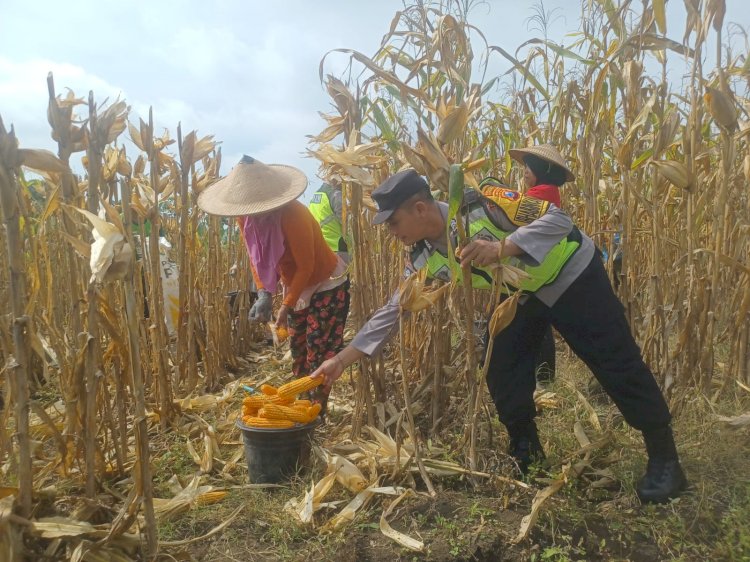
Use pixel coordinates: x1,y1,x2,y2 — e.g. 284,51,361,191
350,199,596,357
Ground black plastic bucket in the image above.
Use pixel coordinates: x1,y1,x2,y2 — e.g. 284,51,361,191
236,420,319,483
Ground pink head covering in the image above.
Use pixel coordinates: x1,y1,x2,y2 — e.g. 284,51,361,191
239,212,285,291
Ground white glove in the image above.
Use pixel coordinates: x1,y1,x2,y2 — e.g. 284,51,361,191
249,290,273,323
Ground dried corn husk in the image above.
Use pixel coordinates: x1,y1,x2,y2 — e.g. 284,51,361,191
704,86,738,131
488,292,520,337
399,273,450,312
75,208,132,284
379,489,424,552
650,160,693,190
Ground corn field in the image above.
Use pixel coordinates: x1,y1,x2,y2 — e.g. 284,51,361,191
0,0,748,558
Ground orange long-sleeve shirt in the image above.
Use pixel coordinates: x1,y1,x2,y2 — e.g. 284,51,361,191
249,201,338,308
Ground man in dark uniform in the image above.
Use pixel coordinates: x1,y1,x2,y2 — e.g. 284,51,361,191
313,169,687,504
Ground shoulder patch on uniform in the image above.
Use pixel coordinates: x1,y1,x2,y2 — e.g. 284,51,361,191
498,189,520,201
480,186,549,227
513,196,547,224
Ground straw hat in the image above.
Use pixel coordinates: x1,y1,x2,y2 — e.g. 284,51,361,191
197,155,308,217
508,144,575,183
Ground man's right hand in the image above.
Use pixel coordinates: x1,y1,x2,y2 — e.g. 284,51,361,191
249,289,273,323
312,345,366,393
312,355,345,393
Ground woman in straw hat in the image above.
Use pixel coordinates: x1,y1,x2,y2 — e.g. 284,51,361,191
197,156,349,411
509,143,574,208
507,144,576,384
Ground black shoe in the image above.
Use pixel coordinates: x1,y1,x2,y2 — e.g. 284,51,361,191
508,422,545,475
637,458,687,503
638,425,686,502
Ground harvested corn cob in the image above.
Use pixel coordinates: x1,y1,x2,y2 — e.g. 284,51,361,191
243,394,293,409
277,375,322,399
307,403,322,420
292,399,312,408
260,403,310,423
242,404,259,417
276,326,289,342
242,415,295,429
269,394,294,405
260,384,277,396
243,395,267,409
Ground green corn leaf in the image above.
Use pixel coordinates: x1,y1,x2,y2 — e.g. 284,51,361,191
446,164,465,279
489,45,550,100
518,39,596,65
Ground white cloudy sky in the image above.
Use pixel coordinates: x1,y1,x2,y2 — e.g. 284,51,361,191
0,0,745,200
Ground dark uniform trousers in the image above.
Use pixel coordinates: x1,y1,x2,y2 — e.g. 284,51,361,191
485,254,671,433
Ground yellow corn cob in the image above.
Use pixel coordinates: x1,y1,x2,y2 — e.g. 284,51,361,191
243,416,295,429
261,403,310,424
260,384,278,396
196,490,228,506
306,403,322,422
242,404,259,417
243,394,293,409
293,399,312,408
243,395,268,409
277,375,322,399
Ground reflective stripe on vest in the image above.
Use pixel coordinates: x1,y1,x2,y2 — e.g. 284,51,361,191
419,201,580,292
309,184,345,253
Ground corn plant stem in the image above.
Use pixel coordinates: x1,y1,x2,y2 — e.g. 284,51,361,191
46,74,83,338
651,79,668,386
187,173,199,392
47,75,85,450
430,310,443,431
176,124,192,394
455,220,479,473
5,291,31,511
398,312,436,497
112,356,128,474
0,138,33,516
121,174,158,556
84,91,103,498
349,181,374,436
146,108,173,425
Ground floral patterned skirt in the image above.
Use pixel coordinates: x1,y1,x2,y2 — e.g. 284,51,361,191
288,280,350,391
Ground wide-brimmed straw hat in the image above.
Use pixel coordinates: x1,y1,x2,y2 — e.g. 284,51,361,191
508,144,575,183
197,155,308,216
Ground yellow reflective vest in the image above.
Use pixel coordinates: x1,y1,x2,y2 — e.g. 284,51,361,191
409,188,581,292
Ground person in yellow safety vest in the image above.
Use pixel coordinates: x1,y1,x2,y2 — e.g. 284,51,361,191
312,164,687,504
308,180,349,263
308,181,352,399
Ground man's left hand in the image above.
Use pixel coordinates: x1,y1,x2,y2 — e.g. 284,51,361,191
460,240,500,268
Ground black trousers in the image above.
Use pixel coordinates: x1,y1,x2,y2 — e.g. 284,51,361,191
485,255,671,433
535,326,556,380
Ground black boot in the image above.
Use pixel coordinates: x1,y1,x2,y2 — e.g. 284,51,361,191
637,426,687,504
507,421,545,476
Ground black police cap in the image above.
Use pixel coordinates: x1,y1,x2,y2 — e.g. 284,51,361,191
371,169,429,225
